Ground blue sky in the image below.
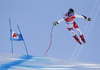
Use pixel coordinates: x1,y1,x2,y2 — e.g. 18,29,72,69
0,0,100,63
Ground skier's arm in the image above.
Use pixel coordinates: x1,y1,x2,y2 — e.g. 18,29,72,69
57,17,64,23
53,17,64,26
74,13,84,19
81,15,91,21
75,13,91,21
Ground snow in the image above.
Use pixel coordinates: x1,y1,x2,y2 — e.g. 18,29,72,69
0,53,100,70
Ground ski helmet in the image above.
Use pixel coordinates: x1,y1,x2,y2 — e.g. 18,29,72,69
68,8,74,16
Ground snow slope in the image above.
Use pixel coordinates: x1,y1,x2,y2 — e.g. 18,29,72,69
0,53,100,70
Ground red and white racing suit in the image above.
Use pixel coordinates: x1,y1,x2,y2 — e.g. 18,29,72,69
57,13,84,36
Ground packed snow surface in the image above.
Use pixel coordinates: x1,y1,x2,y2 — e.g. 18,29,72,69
0,53,100,70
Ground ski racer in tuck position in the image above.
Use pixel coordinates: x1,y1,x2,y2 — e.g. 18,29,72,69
53,8,91,45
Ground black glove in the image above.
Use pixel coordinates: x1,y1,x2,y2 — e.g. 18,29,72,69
53,22,59,26
87,17,91,21
82,15,91,21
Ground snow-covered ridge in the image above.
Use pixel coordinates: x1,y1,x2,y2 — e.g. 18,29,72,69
0,53,100,70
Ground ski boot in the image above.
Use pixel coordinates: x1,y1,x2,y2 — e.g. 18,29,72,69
73,35,82,45
80,34,86,43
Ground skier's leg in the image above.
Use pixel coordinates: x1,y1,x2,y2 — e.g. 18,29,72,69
70,29,75,36
80,34,86,43
66,23,82,45
68,28,82,45
75,28,86,43
73,21,86,43
73,35,82,45
75,28,82,36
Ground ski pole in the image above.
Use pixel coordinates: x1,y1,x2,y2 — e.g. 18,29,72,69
44,25,54,57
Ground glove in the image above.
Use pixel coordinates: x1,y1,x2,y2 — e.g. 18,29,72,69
82,15,91,21
87,17,91,21
53,22,59,26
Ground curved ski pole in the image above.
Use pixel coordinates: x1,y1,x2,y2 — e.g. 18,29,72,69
44,25,54,57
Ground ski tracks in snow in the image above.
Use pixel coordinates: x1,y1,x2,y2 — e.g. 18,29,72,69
71,0,100,60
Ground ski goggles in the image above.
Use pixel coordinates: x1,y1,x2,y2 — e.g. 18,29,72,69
69,13,74,16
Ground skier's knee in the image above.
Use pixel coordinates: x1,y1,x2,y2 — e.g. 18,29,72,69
70,30,76,36
75,28,82,36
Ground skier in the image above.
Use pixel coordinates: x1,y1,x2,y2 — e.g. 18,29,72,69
53,8,91,45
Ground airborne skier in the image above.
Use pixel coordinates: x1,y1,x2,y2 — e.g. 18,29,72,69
53,8,91,45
